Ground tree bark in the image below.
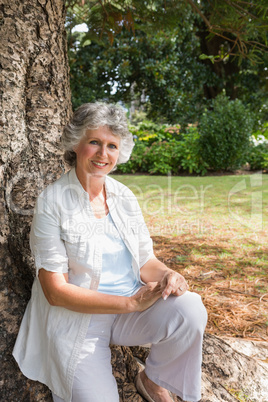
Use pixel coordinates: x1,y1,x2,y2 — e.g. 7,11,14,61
201,335,268,402
0,0,71,399
111,335,268,402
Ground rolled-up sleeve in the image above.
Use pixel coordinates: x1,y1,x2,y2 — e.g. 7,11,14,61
30,195,68,276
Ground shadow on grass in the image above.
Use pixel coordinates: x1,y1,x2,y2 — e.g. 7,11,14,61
152,234,268,341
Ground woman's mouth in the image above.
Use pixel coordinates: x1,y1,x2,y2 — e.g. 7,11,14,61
92,161,108,168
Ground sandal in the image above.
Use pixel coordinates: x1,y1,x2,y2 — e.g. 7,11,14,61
135,371,175,402
135,371,155,402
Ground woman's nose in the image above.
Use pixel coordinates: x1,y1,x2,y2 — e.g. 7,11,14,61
97,145,108,157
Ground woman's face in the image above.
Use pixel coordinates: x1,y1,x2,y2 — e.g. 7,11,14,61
74,126,120,179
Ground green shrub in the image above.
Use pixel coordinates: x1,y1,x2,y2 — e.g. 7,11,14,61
247,143,268,170
252,122,268,141
146,140,182,175
179,126,208,175
116,141,148,174
117,124,209,175
199,93,254,171
129,120,181,146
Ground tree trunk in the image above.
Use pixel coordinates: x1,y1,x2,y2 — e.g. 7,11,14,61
0,0,71,399
111,335,268,402
201,335,268,402
196,23,239,101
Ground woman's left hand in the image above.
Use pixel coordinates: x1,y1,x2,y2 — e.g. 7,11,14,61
160,270,189,300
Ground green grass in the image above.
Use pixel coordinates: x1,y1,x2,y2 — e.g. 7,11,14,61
112,173,268,238
112,173,268,340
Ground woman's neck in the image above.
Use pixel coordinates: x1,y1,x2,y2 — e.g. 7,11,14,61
75,168,106,198
75,169,109,219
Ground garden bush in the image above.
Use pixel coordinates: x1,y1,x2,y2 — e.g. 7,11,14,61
130,120,181,146
116,141,148,174
179,126,208,175
252,122,268,141
199,93,254,171
247,143,268,170
117,125,208,175
145,140,182,175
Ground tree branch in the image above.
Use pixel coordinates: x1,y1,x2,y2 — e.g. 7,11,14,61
225,0,258,20
97,0,109,17
185,0,212,29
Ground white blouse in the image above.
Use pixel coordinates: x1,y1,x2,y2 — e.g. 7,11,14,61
13,168,155,402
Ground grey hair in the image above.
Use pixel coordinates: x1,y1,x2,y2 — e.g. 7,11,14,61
61,102,134,167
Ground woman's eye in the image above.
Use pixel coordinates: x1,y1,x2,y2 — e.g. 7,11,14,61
89,140,98,145
109,144,117,149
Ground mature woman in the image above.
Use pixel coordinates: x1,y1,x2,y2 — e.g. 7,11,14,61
13,103,207,402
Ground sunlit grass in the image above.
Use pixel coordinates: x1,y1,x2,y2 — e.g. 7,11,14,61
112,173,268,238
112,172,268,340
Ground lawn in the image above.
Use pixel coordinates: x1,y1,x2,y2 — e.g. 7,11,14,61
112,173,268,341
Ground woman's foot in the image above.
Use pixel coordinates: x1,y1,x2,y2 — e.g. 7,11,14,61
135,370,174,402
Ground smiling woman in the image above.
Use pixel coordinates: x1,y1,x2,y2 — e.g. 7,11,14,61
73,125,121,219
74,126,120,179
12,102,207,402
62,102,134,167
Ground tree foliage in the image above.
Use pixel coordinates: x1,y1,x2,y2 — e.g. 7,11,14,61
68,21,212,124
65,0,267,127
66,0,268,62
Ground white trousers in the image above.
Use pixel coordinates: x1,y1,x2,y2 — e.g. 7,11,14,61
52,291,207,402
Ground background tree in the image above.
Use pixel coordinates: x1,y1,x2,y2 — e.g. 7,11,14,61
68,22,209,124
66,0,268,125
66,0,268,60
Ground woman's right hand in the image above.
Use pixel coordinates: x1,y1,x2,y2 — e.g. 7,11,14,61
130,282,162,312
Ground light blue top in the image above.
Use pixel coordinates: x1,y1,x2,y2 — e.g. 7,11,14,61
97,213,141,296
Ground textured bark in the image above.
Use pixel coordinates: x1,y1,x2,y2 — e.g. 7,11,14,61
111,336,268,402
0,0,71,399
201,335,268,402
